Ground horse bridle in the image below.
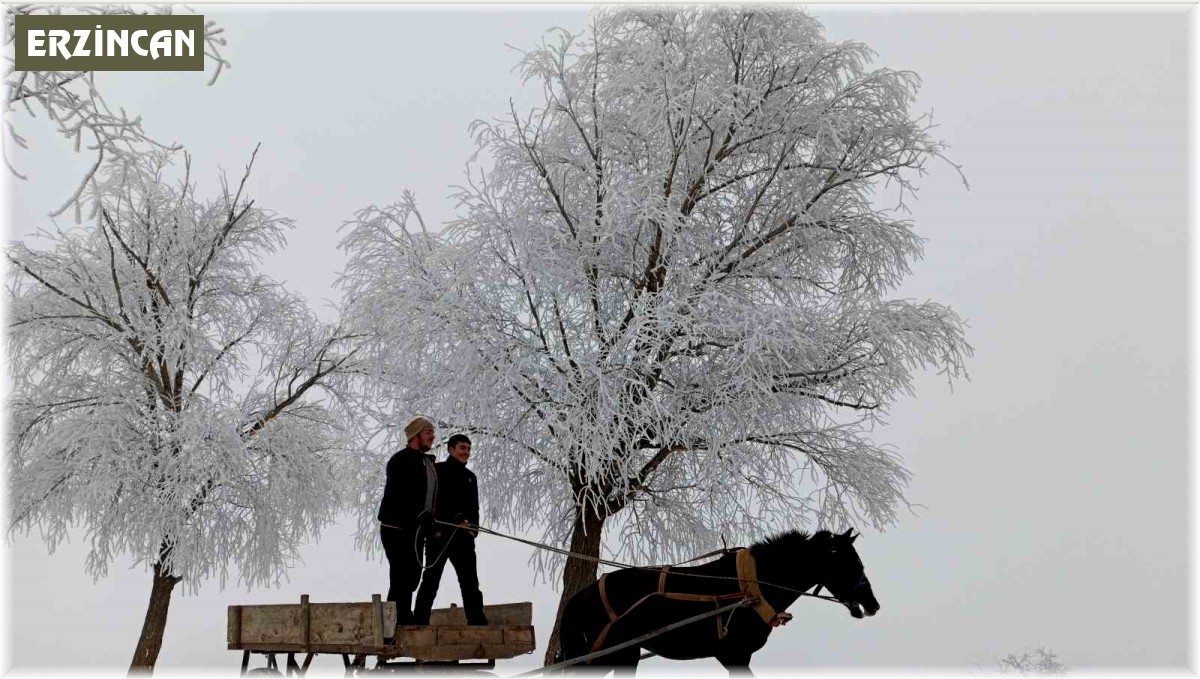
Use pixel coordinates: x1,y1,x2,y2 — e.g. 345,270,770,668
811,573,870,610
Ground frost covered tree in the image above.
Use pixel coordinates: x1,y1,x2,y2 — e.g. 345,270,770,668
3,4,230,220
6,148,357,672
999,648,1069,675
338,7,970,663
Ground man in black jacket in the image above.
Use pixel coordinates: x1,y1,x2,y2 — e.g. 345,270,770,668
378,416,438,625
412,433,488,626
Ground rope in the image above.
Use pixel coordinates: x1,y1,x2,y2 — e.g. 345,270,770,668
434,519,638,570
510,597,756,676
413,523,460,572
435,519,847,606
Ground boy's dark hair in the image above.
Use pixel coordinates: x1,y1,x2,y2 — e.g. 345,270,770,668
447,433,472,449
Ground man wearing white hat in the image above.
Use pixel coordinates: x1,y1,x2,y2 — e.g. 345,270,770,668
377,416,438,626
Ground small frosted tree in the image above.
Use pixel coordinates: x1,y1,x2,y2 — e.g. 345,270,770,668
999,648,1069,675
3,4,230,220
339,7,970,663
6,148,357,672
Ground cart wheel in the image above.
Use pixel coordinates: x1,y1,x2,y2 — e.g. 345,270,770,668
245,669,283,677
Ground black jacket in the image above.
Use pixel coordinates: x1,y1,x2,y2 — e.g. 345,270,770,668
433,456,479,526
377,447,437,527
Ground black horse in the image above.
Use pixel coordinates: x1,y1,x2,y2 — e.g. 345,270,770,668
556,529,879,675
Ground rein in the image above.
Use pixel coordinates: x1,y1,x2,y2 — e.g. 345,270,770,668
413,522,461,571
433,519,851,609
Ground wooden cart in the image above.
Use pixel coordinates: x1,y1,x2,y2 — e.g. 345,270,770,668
228,595,536,675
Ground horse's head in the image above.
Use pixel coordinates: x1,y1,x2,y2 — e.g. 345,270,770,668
815,528,880,619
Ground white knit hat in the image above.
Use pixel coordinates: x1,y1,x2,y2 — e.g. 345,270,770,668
404,416,434,441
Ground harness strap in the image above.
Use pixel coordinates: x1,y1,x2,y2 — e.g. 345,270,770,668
661,592,745,603
591,566,752,653
593,589,657,652
663,592,742,641
587,550,799,656
598,573,619,623
736,549,792,627
656,565,732,641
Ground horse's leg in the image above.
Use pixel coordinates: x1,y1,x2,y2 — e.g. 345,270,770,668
558,584,608,678
716,651,755,678
604,646,642,679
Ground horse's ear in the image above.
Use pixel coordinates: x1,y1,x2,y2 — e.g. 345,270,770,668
842,528,857,543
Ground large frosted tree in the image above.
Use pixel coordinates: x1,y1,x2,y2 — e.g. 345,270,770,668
339,6,970,663
5,149,357,672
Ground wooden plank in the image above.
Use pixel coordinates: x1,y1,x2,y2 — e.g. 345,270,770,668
311,604,375,645
300,595,310,652
394,626,437,647
239,604,302,645
428,602,531,626
382,638,536,662
229,627,535,661
384,601,397,637
233,600,398,647
228,606,242,645
436,627,506,645
389,624,536,661
233,642,394,654
503,627,535,644
371,594,383,647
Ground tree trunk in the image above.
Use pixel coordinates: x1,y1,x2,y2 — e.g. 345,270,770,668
542,508,606,666
128,561,180,674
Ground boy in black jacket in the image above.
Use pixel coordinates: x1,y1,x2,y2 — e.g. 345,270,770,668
378,417,438,625
412,433,488,626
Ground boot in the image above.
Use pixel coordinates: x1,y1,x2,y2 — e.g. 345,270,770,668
464,591,488,626
412,590,436,625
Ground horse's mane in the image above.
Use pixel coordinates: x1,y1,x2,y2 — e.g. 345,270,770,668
748,529,836,560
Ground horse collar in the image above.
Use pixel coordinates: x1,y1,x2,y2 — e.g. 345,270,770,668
736,549,793,627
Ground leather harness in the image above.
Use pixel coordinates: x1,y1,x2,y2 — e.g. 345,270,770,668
590,548,794,652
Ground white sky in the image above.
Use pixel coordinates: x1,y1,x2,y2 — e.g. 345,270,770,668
1,4,1192,677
